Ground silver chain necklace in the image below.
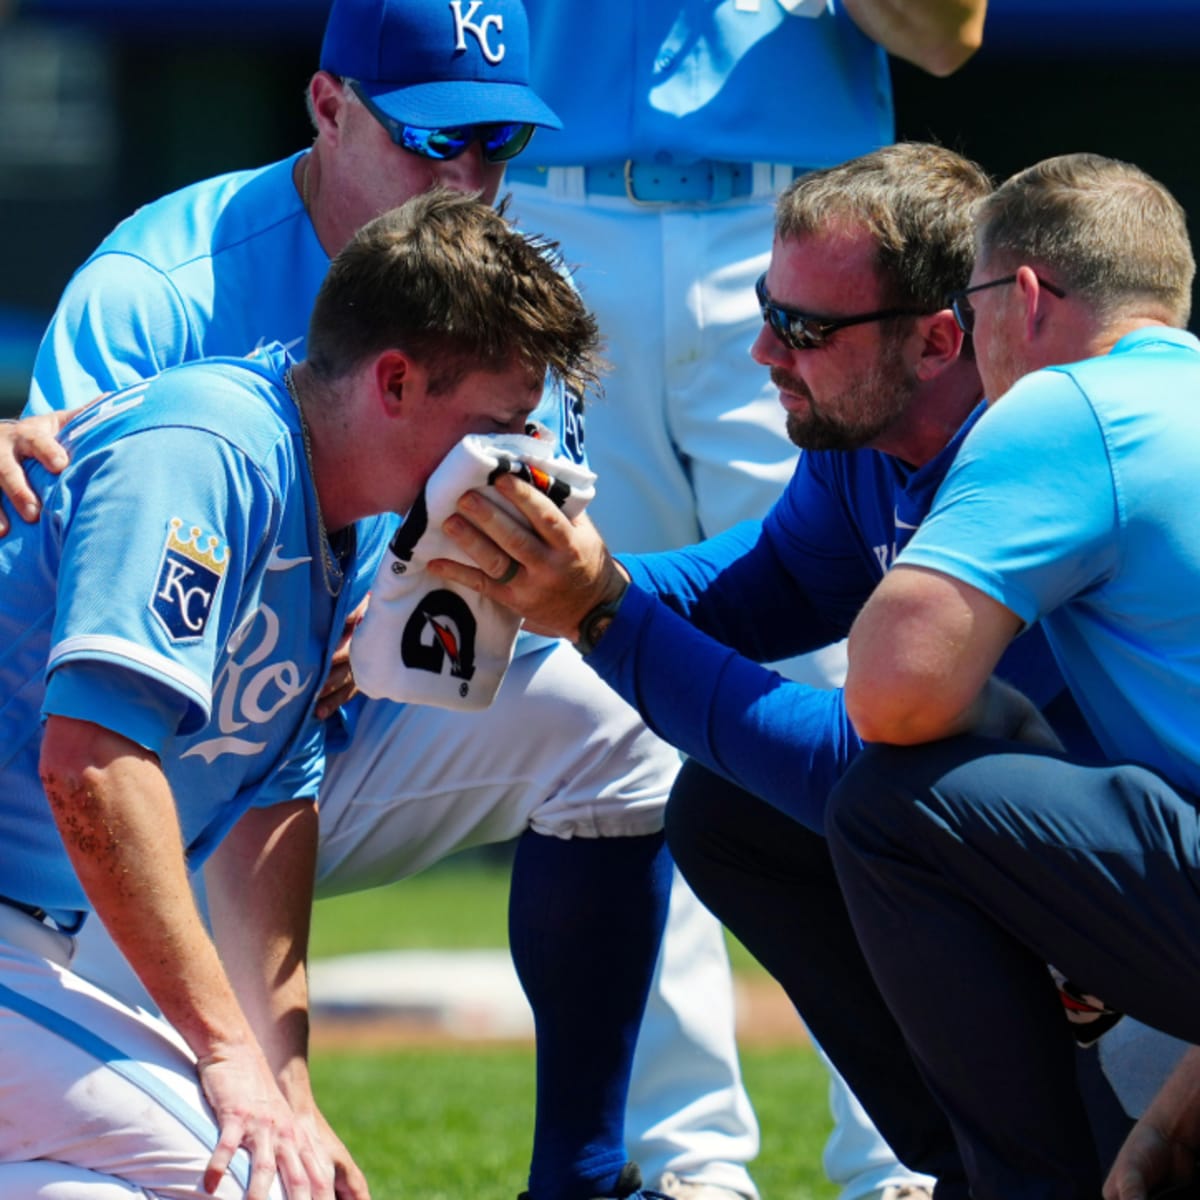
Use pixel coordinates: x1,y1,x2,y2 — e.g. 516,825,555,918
284,366,344,598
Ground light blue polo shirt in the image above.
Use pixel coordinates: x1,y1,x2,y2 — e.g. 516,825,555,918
900,327,1200,794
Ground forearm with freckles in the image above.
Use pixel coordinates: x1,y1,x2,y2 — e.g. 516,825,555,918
39,715,258,1059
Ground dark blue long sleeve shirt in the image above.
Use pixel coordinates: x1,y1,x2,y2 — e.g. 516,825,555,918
587,404,1076,831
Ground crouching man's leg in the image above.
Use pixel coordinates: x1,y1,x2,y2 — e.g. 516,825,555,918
827,736,1200,1200
317,640,761,1200
667,759,962,1200
0,907,279,1200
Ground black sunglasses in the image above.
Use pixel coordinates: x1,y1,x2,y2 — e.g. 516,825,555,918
948,274,1067,334
755,273,930,352
345,79,536,164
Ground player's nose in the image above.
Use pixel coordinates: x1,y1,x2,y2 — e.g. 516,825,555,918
436,140,489,192
750,319,790,367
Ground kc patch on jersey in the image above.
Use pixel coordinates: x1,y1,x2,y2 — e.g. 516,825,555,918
151,517,229,642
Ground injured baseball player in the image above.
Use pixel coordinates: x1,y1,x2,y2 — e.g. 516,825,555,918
0,3,761,1199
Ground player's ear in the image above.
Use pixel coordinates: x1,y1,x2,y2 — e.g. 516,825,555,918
309,71,350,141
1014,265,1048,341
373,351,416,416
911,309,963,382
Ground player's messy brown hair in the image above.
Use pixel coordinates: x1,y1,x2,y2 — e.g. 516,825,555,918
973,152,1194,328
775,142,992,319
306,188,602,398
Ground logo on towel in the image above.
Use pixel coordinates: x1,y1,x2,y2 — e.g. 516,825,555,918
150,517,229,641
387,493,428,568
401,589,478,692
488,457,571,509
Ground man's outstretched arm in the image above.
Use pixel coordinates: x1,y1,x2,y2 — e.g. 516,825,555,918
842,0,987,76
0,410,73,534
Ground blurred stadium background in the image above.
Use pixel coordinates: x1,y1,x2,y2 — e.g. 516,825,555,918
0,0,1197,414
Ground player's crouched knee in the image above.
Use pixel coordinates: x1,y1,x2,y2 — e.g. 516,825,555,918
825,741,933,863
663,757,736,876
517,643,682,838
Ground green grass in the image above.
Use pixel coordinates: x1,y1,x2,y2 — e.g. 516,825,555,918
310,853,831,1199
311,1043,836,1200
310,851,768,975
311,855,514,957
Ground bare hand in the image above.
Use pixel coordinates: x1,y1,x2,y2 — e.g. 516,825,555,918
198,1046,336,1200
316,597,367,719
1105,1118,1197,1200
429,472,626,641
304,1106,371,1200
0,410,73,535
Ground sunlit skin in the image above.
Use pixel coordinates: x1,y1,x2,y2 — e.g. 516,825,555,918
963,255,1030,403
377,362,544,518
750,230,921,457
299,72,507,259
965,253,1123,407
297,356,544,534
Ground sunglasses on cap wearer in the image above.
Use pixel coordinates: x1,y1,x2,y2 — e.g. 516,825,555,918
947,274,1067,335
754,273,931,352
344,79,536,164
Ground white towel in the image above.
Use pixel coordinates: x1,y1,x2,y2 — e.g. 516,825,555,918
350,428,596,711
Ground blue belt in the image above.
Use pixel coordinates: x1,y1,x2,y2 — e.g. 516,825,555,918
0,893,84,933
0,894,47,921
508,160,769,205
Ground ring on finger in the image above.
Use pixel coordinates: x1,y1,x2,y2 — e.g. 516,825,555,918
496,557,520,586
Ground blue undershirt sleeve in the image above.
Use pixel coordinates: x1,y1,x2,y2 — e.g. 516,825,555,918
623,518,847,662
588,584,861,832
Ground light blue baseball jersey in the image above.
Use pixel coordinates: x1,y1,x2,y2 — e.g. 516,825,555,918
27,153,583,462
900,327,1200,794
26,151,584,641
522,0,892,166
1,343,385,922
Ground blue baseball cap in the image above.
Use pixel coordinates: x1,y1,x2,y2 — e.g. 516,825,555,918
320,0,561,131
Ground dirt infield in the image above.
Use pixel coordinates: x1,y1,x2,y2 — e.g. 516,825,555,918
311,975,809,1051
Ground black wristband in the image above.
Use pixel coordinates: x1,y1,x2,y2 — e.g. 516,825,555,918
574,580,629,656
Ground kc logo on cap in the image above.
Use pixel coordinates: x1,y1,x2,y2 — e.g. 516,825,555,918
451,0,505,65
319,0,561,130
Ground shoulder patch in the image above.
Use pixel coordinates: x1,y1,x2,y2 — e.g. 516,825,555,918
150,517,229,642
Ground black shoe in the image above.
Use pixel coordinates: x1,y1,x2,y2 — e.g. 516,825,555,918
520,1161,675,1200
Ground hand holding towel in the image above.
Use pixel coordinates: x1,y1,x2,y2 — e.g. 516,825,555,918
350,428,596,710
